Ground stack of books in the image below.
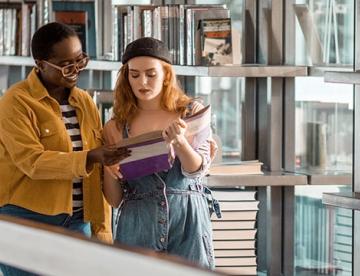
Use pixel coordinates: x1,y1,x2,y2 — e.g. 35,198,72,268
211,188,259,275
209,160,263,176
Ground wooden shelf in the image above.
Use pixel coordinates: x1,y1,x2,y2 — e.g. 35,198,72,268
324,71,360,84
0,56,122,71
206,171,308,188
207,170,351,187
308,173,351,185
174,65,308,77
0,56,308,77
292,169,352,185
322,192,360,210
0,56,34,66
308,65,353,77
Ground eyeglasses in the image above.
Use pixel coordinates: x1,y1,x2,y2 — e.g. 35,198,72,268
42,53,89,77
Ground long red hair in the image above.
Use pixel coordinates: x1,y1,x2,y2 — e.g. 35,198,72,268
112,61,193,127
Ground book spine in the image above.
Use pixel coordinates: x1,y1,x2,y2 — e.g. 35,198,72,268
159,6,169,48
132,6,141,40
111,5,118,61
102,0,114,60
178,4,184,65
10,9,16,55
185,8,192,65
126,6,133,43
0,9,3,55
152,7,161,40
142,10,152,37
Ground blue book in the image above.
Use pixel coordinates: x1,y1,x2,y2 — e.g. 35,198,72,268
52,1,97,58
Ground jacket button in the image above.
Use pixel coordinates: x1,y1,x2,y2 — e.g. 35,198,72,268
159,201,166,207
160,237,165,243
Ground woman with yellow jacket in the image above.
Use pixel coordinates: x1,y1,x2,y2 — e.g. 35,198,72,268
0,22,130,276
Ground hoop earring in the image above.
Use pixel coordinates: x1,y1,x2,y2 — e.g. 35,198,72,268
34,66,40,73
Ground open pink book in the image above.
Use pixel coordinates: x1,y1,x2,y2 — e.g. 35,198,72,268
116,105,211,180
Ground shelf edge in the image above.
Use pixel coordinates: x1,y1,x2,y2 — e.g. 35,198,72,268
322,192,360,210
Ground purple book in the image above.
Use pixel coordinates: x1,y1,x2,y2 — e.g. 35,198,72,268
117,105,211,180
117,131,170,180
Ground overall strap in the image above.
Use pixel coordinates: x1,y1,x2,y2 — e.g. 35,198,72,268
122,123,129,138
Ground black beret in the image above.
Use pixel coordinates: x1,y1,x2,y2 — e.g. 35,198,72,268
122,37,172,64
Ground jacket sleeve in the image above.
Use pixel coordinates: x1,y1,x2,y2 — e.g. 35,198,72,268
91,203,113,244
0,105,90,180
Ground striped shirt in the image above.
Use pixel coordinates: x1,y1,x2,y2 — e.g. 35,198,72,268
60,102,83,212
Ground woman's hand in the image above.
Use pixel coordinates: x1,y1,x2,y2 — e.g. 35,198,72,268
162,118,188,148
162,118,203,173
86,145,131,172
104,164,124,180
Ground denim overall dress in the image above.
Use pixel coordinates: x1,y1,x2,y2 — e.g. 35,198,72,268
115,109,218,269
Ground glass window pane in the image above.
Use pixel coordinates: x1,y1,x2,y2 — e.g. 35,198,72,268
295,185,353,275
294,0,354,66
295,77,353,172
195,77,244,162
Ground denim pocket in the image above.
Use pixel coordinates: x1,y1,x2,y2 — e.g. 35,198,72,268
202,234,215,269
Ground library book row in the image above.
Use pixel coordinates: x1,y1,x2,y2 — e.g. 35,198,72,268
0,1,241,66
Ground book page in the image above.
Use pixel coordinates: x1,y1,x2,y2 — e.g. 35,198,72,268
184,104,211,148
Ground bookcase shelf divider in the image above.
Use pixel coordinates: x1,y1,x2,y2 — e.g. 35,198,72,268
0,57,309,77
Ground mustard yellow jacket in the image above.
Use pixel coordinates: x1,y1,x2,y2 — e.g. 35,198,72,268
0,69,112,243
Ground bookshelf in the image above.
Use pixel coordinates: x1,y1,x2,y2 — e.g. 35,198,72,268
0,56,308,77
207,172,308,187
207,171,351,187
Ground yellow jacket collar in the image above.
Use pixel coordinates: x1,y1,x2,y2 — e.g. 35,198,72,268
28,67,83,104
28,68,49,100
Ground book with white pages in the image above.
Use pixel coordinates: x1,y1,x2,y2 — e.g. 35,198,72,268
212,190,257,201
209,160,263,176
115,105,211,180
